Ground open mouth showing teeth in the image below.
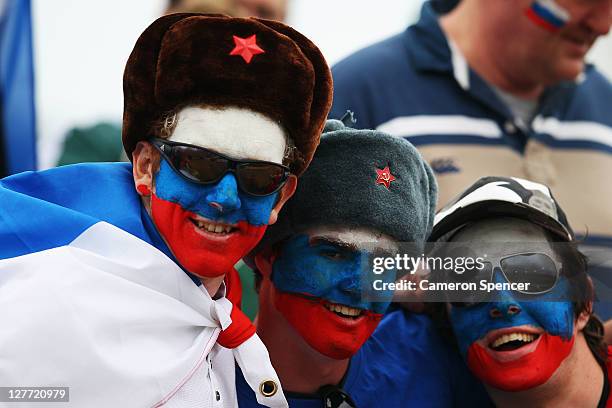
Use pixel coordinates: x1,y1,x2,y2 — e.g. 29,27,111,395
324,303,364,319
189,218,237,234
489,332,540,352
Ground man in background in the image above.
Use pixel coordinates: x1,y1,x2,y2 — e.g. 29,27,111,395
331,0,612,314
167,0,287,21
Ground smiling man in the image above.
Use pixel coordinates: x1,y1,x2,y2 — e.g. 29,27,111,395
236,120,489,407
0,14,332,407
429,176,610,407
135,106,295,295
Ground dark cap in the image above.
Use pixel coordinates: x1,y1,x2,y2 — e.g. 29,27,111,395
431,176,574,242
122,13,333,175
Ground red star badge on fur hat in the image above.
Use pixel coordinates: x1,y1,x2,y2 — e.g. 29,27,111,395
376,166,396,189
229,34,265,63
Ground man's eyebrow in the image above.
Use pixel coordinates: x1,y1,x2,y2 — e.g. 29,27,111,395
308,236,359,252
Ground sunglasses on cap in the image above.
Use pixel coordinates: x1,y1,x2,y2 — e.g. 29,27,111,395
442,252,561,307
150,138,291,197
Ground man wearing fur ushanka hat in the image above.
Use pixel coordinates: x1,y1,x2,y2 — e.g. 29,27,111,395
0,14,332,408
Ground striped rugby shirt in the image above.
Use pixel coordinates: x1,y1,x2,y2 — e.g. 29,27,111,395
331,2,612,251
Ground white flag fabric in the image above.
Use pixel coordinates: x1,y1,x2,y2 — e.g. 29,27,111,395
0,222,227,407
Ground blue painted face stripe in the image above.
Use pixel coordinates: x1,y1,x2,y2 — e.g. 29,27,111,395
155,160,277,226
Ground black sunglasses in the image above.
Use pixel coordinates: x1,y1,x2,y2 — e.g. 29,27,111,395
443,252,561,307
150,138,291,197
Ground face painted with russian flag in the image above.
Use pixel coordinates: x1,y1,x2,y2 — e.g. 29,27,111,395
151,106,288,278
518,0,611,81
526,0,570,33
270,227,397,359
446,219,577,392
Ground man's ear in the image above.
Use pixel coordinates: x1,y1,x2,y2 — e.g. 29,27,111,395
254,246,279,279
268,174,297,225
576,301,592,332
132,141,158,197
577,275,596,332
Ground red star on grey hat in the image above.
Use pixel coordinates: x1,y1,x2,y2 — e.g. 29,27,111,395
376,166,396,189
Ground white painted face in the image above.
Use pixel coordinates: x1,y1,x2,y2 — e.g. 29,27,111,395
169,106,287,164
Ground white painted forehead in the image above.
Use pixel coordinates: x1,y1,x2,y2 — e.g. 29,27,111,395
169,106,287,164
304,226,398,253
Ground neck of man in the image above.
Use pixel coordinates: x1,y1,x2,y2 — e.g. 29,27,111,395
256,280,350,394
487,332,604,408
439,1,544,100
201,275,226,298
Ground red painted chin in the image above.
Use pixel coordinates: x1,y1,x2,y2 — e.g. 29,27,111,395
274,291,382,360
467,331,574,392
151,194,267,278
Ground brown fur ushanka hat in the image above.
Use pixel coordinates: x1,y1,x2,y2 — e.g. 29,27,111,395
122,13,333,175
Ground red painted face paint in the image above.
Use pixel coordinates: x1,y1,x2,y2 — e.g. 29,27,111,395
274,290,383,360
466,333,574,391
151,193,267,278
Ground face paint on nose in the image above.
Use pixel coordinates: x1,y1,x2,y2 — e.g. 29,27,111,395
151,159,277,278
449,274,575,392
271,234,395,359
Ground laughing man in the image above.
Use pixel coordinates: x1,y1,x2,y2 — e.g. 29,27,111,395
0,14,332,407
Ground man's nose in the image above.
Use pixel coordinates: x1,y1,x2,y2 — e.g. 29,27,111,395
488,270,522,318
205,173,241,214
339,275,360,295
488,301,522,319
583,0,612,36
340,253,371,295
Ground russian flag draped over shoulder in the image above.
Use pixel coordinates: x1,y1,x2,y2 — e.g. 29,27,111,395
0,221,227,406
0,163,287,407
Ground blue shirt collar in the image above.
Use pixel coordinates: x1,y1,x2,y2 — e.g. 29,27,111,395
405,2,454,74
406,2,513,118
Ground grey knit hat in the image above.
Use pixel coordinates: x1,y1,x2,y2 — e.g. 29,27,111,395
252,119,438,254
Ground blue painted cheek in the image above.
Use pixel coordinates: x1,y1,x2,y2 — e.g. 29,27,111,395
271,235,392,313
450,303,496,356
449,274,575,356
520,278,574,340
154,160,277,226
